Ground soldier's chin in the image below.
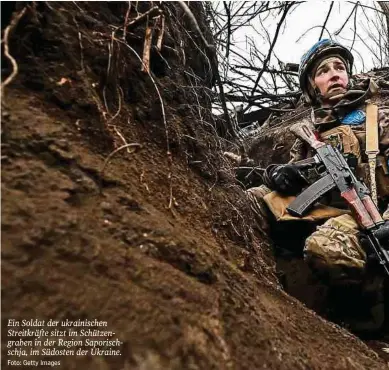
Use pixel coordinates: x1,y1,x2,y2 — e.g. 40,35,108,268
326,87,347,102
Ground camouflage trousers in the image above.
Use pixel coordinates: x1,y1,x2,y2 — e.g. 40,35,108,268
304,213,387,333
305,211,389,284
304,214,366,284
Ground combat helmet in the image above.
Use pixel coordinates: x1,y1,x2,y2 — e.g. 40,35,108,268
299,39,354,103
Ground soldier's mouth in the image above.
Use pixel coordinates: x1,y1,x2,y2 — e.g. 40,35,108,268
328,83,344,91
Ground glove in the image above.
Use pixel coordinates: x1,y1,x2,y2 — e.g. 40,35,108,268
269,164,307,196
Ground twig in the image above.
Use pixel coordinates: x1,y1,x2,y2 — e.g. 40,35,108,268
99,143,142,192
102,86,110,118
335,3,357,35
140,170,150,192
347,1,387,15
177,1,213,51
102,34,115,119
113,126,132,153
223,2,232,61
123,1,132,40
350,3,358,51
156,15,165,51
126,6,162,30
141,21,153,74
233,65,298,76
72,1,84,12
78,31,85,71
108,86,123,123
225,91,300,102
1,7,27,91
355,32,378,69
107,33,114,78
319,2,334,40
250,3,293,98
297,25,332,43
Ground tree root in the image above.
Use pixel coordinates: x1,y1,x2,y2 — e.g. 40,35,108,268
99,143,142,193
1,7,27,93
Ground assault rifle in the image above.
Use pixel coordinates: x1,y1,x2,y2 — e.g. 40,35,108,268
286,120,389,276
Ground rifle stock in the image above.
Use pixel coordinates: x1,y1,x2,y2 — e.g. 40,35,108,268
290,120,325,150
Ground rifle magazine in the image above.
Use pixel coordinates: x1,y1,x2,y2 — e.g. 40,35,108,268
286,173,335,217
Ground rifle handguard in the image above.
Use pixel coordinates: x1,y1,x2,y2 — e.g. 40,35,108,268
341,188,375,229
361,196,384,225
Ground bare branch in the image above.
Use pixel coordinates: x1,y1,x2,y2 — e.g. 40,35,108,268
335,3,357,35
250,3,294,97
319,2,334,40
223,2,232,61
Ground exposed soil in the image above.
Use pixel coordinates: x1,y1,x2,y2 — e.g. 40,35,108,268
1,2,388,369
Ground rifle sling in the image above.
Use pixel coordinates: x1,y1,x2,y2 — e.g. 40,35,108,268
286,173,336,217
366,103,379,154
365,103,379,204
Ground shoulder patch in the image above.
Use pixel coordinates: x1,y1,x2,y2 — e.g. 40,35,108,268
341,109,366,125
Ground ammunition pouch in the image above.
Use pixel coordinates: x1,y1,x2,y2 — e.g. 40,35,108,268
320,125,361,162
320,124,389,198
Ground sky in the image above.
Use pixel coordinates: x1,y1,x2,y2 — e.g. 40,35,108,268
227,1,387,74
211,1,387,112
272,1,386,72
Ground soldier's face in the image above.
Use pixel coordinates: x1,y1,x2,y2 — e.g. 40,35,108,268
313,58,349,99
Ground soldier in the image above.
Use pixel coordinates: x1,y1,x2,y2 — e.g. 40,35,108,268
246,39,389,334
